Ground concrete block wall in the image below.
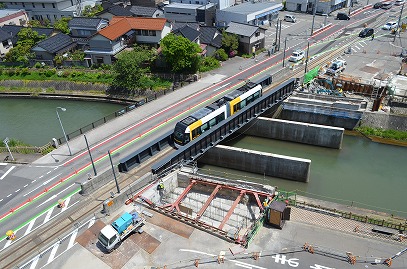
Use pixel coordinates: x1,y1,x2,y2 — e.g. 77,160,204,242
360,111,407,131
102,172,154,215
200,145,311,182
240,117,344,149
80,167,121,195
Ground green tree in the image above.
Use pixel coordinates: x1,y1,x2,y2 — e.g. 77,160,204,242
0,3,6,9
28,20,42,27
82,4,103,17
160,33,202,73
221,31,239,54
5,28,46,64
53,17,71,34
17,28,47,47
112,46,155,92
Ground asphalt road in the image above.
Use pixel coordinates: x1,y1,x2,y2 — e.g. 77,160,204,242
1,3,406,267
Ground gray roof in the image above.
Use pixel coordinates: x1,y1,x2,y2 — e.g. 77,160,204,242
107,5,133,16
0,28,11,42
173,25,200,42
35,33,75,54
1,25,54,45
199,26,222,48
222,1,283,14
129,5,157,17
172,22,199,31
225,22,259,37
68,17,106,28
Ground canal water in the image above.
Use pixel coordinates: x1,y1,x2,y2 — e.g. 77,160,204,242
0,98,124,146
200,135,407,218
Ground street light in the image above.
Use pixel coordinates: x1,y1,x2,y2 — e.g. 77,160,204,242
56,107,72,156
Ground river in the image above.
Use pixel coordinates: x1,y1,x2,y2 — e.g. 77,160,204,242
0,98,124,146
200,135,407,218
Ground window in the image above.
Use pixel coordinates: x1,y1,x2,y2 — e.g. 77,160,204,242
142,30,148,36
22,3,25,7
135,30,141,35
32,3,35,7
47,14,50,20
54,14,57,19
255,32,260,37
42,3,45,8
148,30,156,36
52,3,55,8
2,40,9,47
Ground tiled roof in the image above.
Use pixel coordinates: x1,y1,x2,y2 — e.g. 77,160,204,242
172,22,199,31
199,26,222,48
99,17,167,40
173,25,200,42
68,17,106,28
34,33,75,54
0,28,10,42
107,5,133,16
1,25,54,45
225,21,258,37
129,6,158,17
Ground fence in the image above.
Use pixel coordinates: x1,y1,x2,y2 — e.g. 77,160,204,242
0,142,52,155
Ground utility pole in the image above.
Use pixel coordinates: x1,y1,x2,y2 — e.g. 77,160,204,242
108,150,120,194
310,0,318,36
394,2,405,43
278,19,282,51
84,134,97,176
304,41,310,73
275,19,279,50
283,36,288,67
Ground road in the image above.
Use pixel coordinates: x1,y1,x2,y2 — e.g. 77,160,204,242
0,3,405,267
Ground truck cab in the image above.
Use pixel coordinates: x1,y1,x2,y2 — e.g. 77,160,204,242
98,212,145,252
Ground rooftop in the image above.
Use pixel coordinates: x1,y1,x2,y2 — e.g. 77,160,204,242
68,17,107,28
225,21,259,37
222,1,282,14
34,33,75,54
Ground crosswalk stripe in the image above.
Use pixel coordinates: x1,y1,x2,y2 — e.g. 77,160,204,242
67,229,78,249
47,243,60,264
24,218,37,236
43,207,54,224
3,238,12,249
29,255,40,269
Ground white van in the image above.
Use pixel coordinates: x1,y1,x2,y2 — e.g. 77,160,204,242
284,15,296,23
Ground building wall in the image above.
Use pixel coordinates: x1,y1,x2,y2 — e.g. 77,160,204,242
164,6,197,22
0,39,13,57
0,10,29,26
285,0,309,12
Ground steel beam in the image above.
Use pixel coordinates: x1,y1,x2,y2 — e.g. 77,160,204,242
219,191,245,230
254,193,263,210
196,185,221,221
162,180,196,212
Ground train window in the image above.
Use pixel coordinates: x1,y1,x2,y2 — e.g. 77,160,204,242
240,99,247,109
254,92,260,98
246,95,254,104
209,118,217,127
216,114,225,123
201,122,210,133
192,128,201,139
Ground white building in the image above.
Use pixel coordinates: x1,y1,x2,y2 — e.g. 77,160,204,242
169,0,234,10
285,0,347,14
216,1,283,27
0,9,29,26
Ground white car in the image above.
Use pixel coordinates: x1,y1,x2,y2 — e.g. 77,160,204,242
289,50,305,62
395,0,404,5
382,21,398,30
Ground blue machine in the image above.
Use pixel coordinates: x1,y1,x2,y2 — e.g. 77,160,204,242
112,212,133,234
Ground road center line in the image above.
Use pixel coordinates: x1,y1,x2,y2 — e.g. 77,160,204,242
0,166,15,180
24,173,62,197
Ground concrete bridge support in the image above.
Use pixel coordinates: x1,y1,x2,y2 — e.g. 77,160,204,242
200,145,311,182
240,117,344,149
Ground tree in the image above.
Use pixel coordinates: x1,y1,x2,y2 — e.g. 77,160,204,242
53,17,71,34
17,28,46,47
4,45,34,64
160,33,202,73
221,31,239,55
82,4,103,17
112,46,155,92
5,28,46,64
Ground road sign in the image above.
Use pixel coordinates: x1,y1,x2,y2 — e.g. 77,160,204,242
3,137,9,144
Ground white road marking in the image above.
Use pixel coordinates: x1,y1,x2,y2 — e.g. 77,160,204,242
15,189,20,193
0,163,7,166
46,171,52,175
0,166,16,180
88,216,96,228
24,174,62,197
3,237,13,249
213,82,231,92
37,195,57,209
47,242,60,264
24,184,28,188
53,167,58,170
67,229,78,249
24,218,37,236
29,254,40,269
39,175,43,179
55,183,75,197
7,194,12,198
43,207,55,223
0,199,3,202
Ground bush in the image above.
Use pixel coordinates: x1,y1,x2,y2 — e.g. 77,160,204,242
21,68,29,76
199,57,220,72
7,69,15,76
214,49,228,61
45,69,56,77
62,71,70,77
34,62,42,69
229,50,237,58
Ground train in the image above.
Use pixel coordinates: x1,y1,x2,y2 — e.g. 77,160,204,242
173,75,272,146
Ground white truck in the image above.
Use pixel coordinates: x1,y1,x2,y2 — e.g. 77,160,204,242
325,60,346,76
98,211,145,252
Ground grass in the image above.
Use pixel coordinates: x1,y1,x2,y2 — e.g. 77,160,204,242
356,126,407,141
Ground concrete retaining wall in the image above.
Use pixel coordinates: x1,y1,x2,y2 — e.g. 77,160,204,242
102,172,154,215
239,117,344,149
80,167,121,195
200,145,311,182
360,111,407,131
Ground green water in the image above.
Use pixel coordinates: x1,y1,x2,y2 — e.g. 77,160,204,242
200,135,407,217
0,98,124,146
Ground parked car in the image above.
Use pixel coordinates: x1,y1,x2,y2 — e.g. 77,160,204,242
336,12,350,20
381,2,394,9
284,14,296,23
382,21,398,30
326,60,347,76
374,1,384,8
289,50,305,62
359,28,374,38
395,0,404,5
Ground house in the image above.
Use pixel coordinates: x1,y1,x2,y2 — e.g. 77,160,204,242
164,2,216,25
172,23,222,56
0,9,29,26
128,6,164,18
1,25,54,46
1,0,98,23
68,17,109,47
216,1,283,27
129,0,165,8
31,33,77,61
84,17,171,65
0,28,13,58
285,0,348,14
169,0,233,10
225,21,266,54
97,5,134,21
